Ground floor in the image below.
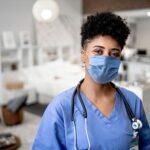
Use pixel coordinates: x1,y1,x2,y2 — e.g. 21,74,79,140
25,103,48,117
0,103,48,150
0,111,41,150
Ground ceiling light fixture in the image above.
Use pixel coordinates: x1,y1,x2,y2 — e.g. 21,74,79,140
32,0,59,22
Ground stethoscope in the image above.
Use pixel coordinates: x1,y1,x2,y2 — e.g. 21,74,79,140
71,79,143,150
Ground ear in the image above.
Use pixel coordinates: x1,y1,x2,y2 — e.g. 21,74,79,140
80,48,86,63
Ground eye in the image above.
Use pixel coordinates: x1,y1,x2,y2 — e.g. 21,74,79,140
110,51,121,58
93,49,103,55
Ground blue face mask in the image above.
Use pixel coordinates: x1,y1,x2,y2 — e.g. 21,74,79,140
88,56,121,84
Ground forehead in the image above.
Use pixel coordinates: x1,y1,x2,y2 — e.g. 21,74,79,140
86,35,121,50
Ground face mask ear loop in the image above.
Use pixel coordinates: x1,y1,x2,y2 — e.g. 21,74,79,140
84,118,91,150
72,120,77,150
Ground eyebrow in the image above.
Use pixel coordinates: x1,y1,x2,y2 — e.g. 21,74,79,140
93,45,121,51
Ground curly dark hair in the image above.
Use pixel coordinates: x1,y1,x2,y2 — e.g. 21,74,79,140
81,12,130,49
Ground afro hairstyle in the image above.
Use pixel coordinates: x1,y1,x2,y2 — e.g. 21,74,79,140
81,12,130,49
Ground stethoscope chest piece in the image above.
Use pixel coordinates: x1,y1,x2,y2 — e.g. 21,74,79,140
71,79,143,150
132,119,143,130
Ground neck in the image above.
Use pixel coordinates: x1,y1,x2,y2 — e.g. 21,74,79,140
80,73,115,103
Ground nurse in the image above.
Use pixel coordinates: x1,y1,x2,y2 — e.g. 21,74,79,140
32,12,150,150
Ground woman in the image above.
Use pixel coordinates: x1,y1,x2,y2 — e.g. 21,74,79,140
32,12,150,150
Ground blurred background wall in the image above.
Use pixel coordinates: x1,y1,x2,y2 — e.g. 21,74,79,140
0,0,82,47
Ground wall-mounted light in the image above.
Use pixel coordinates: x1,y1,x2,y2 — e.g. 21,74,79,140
32,0,59,22
147,11,150,17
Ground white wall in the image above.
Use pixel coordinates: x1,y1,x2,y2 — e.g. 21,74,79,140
58,0,82,27
135,17,150,55
0,0,83,54
0,0,37,45
0,0,36,104
58,0,82,51
0,0,83,104
35,0,83,62
0,51,2,105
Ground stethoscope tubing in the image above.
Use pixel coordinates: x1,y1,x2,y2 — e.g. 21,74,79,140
71,79,142,130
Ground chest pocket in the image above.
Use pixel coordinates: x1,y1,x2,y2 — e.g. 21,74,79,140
74,108,89,150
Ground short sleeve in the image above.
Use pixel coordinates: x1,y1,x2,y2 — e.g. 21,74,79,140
32,99,66,150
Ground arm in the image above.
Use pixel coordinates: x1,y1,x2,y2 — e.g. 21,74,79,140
32,101,66,150
138,100,150,150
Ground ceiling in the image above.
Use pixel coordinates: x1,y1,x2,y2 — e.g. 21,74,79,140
115,8,150,18
83,0,150,15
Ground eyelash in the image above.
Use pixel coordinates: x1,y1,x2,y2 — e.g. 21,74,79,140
94,50,102,54
94,50,120,57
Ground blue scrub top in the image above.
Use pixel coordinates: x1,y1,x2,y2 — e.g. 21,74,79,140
32,87,150,150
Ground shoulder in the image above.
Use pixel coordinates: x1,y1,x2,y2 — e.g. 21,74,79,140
118,86,141,102
50,87,75,108
118,86,143,118
43,87,75,119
